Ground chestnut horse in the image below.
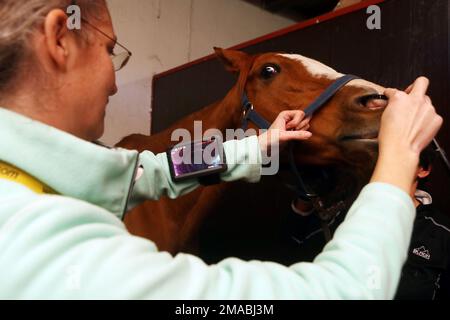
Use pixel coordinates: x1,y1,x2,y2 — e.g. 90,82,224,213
117,48,387,262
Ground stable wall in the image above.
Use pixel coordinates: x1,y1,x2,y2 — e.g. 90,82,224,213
102,0,294,145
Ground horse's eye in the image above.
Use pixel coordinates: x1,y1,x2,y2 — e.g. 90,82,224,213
359,94,388,110
260,64,280,80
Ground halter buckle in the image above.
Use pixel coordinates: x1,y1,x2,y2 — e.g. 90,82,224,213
242,103,254,119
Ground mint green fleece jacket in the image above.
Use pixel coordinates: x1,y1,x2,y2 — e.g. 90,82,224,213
0,107,415,299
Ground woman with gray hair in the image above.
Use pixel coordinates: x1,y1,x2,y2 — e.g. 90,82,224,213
0,0,443,299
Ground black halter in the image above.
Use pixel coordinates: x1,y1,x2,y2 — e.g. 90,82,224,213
241,74,359,193
241,74,361,241
240,74,450,241
241,74,360,131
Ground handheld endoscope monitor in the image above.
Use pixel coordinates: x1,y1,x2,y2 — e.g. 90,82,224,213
167,137,227,182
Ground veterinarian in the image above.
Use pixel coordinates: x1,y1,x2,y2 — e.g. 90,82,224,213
0,0,443,299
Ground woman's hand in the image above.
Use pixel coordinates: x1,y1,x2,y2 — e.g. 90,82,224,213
371,77,443,193
258,110,312,156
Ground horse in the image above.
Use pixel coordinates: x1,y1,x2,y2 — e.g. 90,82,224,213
117,48,387,263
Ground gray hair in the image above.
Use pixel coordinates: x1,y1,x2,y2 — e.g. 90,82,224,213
0,0,107,93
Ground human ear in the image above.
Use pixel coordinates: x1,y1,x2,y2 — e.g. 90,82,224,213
43,9,73,71
417,166,431,179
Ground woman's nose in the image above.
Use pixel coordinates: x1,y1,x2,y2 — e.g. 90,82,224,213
111,83,118,96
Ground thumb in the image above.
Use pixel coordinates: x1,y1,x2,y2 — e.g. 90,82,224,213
384,88,401,99
405,84,413,94
279,130,312,143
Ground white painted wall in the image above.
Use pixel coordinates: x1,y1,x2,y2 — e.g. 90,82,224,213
102,0,294,146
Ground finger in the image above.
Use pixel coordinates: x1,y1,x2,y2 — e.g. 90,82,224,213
410,76,429,97
279,130,312,142
280,110,297,121
298,123,310,132
285,111,306,129
286,110,306,122
270,115,287,130
272,110,296,129
384,88,402,99
404,84,413,94
294,119,309,131
285,112,302,129
296,117,311,130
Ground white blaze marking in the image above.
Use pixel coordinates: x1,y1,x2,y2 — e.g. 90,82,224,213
280,54,343,79
279,53,385,92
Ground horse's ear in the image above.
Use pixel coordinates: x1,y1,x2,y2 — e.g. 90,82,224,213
214,47,251,73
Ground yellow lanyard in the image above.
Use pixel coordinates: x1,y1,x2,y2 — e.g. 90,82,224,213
0,161,58,195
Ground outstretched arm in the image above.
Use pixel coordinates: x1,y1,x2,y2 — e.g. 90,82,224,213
2,79,442,299
128,111,312,209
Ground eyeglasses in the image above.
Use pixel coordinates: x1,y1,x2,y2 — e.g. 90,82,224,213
80,18,132,72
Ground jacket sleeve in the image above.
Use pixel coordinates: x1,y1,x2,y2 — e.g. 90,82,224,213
127,135,261,209
0,182,415,299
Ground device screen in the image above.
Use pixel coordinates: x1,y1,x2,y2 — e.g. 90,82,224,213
169,139,224,179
